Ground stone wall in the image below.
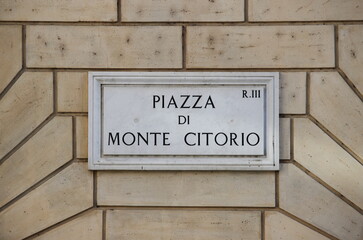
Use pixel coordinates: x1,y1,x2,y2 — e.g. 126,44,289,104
0,0,362,239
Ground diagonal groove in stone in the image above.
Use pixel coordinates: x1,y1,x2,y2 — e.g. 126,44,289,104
309,71,363,160
0,113,55,165
337,68,363,102
0,162,93,240
279,163,363,240
0,72,54,161
23,208,99,240
293,161,363,214
308,115,363,164
276,209,338,240
0,68,25,101
0,159,74,213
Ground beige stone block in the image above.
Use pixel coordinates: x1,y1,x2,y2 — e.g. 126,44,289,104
265,211,329,240
27,26,182,68
0,117,72,208
98,171,275,207
0,162,93,240
279,164,363,240
76,116,88,158
0,25,22,93
186,25,334,68
249,0,363,21
121,0,244,22
279,72,306,114
339,25,363,94
34,211,102,240
0,72,53,159
57,72,88,112
294,118,363,209
279,118,290,159
310,72,363,159
106,209,261,240
0,0,117,21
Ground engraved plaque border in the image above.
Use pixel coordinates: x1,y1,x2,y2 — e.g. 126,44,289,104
89,72,279,171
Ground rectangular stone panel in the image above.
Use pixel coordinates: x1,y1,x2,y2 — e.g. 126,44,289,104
279,72,306,114
0,117,73,208
97,171,275,207
186,25,334,68
0,0,117,21
0,162,93,240
106,209,261,240
57,72,88,112
26,26,182,68
279,118,290,159
76,116,88,158
249,0,363,21
121,0,244,22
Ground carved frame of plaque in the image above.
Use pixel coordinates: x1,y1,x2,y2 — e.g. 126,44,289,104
89,72,279,171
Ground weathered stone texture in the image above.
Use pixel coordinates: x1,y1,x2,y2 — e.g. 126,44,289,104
279,118,290,159
0,162,93,240
57,72,88,112
98,171,275,206
279,164,363,240
187,26,334,68
76,116,88,158
265,211,329,240
0,0,117,21
279,72,306,114
106,210,261,240
0,72,53,160
0,117,72,208
294,118,363,209
34,211,102,240
339,25,363,95
26,26,182,68
0,25,22,93
310,72,363,159
121,0,244,22
249,0,363,21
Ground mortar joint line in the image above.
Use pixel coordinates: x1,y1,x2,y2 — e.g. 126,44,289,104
102,210,107,240
261,210,265,240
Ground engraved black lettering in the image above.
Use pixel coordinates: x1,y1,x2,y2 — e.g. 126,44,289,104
152,95,160,108
184,132,196,146
167,96,178,108
108,132,120,145
205,95,215,108
122,132,135,146
137,132,148,145
192,95,202,108
247,132,260,146
180,95,191,108
215,132,228,146
230,132,238,146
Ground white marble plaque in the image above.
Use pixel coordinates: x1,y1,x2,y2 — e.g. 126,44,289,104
89,72,279,170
